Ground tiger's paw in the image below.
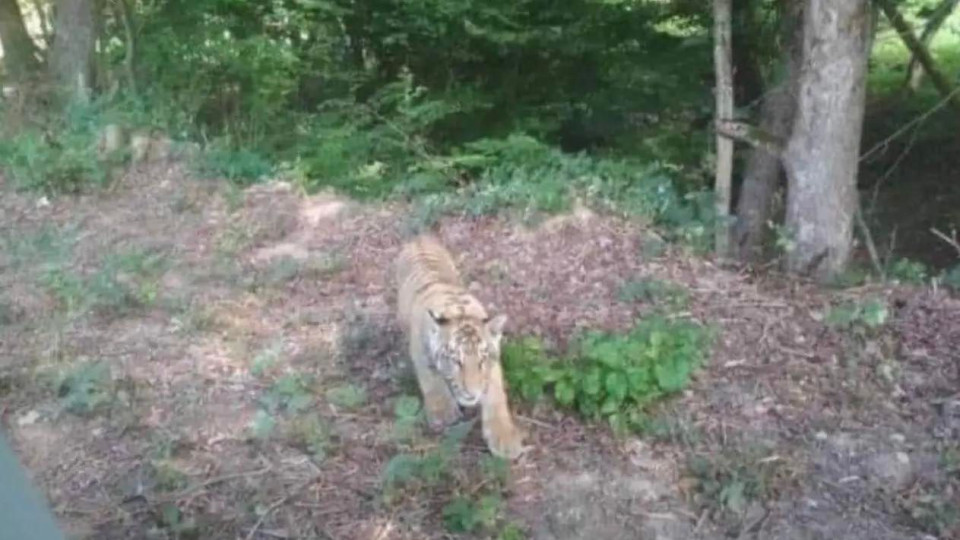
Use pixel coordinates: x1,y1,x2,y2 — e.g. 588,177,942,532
424,398,462,433
483,416,528,460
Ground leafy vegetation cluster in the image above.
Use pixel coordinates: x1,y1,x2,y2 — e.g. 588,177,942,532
502,316,713,435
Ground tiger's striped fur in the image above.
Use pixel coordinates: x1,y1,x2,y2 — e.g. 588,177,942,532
394,235,525,459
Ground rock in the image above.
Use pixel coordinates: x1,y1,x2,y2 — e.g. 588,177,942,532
866,451,914,491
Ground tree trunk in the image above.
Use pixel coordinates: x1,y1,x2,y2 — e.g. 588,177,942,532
115,0,137,95
713,0,734,258
49,0,98,104
0,0,41,81
782,0,872,281
734,0,804,262
878,0,960,115
906,0,959,91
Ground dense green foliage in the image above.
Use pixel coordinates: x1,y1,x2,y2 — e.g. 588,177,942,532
1,0,720,211
502,316,713,435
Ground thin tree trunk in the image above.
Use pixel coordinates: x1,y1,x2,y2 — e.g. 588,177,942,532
782,0,872,281
0,0,41,81
906,0,959,91
878,0,960,115
118,0,137,95
29,0,52,49
713,0,734,258
734,0,804,262
49,0,98,104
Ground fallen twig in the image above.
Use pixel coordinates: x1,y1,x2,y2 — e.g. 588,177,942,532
244,474,321,540
159,466,273,503
931,227,960,258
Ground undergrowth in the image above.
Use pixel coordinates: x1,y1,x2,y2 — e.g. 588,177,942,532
502,315,712,435
380,398,527,538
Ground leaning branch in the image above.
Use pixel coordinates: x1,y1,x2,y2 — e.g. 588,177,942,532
715,120,785,156
877,0,960,115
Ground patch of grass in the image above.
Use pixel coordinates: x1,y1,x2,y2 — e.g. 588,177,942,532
170,299,217,334
0,128,109,195
195,145,273,187
443,493,503,534
381,418,522,537
898,444,960,536
259,373,316,415
54,360,115,416
40,247,168,317
150,460,189,492
249,253,346,290
391,395,424,443
685,447,792,525
286,412,333,462
325,383,367,410
382,420,474,502
824,297,889,330
214,223,254,257
618,277,689,309
634,407,702,447
502,316,712,435
250,341,283,378
0,224,77,271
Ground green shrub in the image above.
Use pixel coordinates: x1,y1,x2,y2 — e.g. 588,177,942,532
195,143,274,186
55,361,115,415
0,129,107,194
502,316,712,434
887,258,929,285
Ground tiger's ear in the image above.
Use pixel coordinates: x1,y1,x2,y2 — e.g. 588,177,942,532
485,314,507,342
427,309,449,326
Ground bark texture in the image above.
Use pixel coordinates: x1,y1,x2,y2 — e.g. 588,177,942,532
734,0,804,262
782,0,872,281
713,0,734,258
0,0,41,80
49,0,98,103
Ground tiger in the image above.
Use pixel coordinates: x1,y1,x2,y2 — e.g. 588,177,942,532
394,234,526,460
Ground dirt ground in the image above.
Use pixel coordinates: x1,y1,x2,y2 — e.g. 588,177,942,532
1,161,958,540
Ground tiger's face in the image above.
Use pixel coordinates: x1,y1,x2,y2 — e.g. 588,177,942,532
426,310,507,407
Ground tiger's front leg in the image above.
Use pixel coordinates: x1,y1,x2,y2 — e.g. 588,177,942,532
481,362,526,459
409,339,462,431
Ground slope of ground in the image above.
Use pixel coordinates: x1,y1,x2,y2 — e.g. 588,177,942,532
1,162,958,540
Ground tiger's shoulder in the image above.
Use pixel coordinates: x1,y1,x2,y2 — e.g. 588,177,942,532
395,234,487,321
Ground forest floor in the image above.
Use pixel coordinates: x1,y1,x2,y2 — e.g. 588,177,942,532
1,161,959,540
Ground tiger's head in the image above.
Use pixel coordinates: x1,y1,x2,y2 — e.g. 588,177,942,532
425,309,507,407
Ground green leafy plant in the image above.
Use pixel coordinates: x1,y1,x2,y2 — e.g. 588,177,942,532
259,373,315,415
325,383,367,411
55,361,115,415
287,413,333,462
443,494,503,534
381,420,474,502
824,297,889,330
502,316,712,434
40,247,167,317
195,143,274,186
686,448,790,521
392,395,424,442
887,258,929,285
618,277,690,309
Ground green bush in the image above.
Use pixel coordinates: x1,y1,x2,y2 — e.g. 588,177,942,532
502,316,712,434
0,128,107,195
